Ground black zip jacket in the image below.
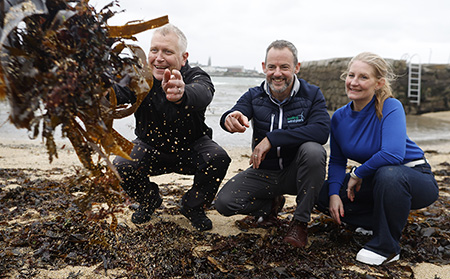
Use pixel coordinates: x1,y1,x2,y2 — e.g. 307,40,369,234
113,62,214,153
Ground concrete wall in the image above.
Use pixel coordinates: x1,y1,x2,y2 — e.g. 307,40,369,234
298,58,450,114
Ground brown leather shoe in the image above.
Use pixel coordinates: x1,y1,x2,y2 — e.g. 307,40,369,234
283,220,308,248
256,195,286,228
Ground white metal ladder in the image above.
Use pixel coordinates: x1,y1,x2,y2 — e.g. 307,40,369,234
407,54,421,105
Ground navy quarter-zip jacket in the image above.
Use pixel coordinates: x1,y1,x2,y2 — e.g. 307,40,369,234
220,78,330,170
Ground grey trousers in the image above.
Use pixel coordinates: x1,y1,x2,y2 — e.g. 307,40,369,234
215,142,327,223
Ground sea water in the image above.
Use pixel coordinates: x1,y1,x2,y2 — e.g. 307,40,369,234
209,76,450,147
1,76,450,148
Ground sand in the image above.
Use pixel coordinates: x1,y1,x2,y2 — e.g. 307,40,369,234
1,111,450,278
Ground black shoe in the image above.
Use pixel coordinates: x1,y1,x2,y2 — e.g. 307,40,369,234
180,206,212,231
131,197,163,224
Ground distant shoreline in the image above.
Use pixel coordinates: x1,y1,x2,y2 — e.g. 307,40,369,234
207,72,264,78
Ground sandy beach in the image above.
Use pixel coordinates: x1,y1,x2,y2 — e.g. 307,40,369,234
1,111,450,278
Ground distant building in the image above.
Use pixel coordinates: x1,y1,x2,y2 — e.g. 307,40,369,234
191,61,263,77
226,66,244,73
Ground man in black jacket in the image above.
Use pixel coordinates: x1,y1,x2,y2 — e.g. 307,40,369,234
215,40,330,247
113,24,230,231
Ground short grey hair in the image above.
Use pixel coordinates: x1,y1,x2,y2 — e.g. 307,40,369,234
154,23,188,53
265,40,298,65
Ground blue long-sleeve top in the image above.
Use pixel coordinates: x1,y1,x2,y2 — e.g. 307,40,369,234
327,96,424,196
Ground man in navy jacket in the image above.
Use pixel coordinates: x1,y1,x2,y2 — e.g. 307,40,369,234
215,40,330,247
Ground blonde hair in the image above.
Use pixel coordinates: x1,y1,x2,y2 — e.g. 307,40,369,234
341,52,396,119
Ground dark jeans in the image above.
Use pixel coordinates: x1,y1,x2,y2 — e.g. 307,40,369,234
215,142,327,223
113,136,231,209
316,163,439,257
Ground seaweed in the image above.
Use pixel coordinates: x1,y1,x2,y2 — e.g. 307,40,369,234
0,0,167,183
0,164,449,278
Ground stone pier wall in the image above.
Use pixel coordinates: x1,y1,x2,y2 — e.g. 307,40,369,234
298,58,450,114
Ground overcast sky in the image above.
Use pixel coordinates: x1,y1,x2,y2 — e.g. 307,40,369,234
92,0,450,72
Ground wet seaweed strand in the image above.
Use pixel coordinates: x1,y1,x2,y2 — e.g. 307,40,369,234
0,0,167,178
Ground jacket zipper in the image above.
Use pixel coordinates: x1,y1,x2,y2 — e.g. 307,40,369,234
278,107,283,169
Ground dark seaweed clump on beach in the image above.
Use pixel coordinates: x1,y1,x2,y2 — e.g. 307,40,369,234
0,159,449,278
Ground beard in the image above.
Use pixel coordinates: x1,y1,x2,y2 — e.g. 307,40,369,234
268,77,291,94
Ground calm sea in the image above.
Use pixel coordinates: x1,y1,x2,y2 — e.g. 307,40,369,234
1,76,450,148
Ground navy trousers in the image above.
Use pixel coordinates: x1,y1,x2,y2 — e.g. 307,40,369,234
316,162,439,257
114,136,231,209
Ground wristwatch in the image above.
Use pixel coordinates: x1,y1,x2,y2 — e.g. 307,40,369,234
350,166,361,180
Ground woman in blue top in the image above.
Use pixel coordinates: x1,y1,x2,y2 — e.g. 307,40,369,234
316,52,439,265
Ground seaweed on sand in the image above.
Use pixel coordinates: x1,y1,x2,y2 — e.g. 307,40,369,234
0,163,449,278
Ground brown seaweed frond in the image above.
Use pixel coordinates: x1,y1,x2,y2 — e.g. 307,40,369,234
0,0,168,209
